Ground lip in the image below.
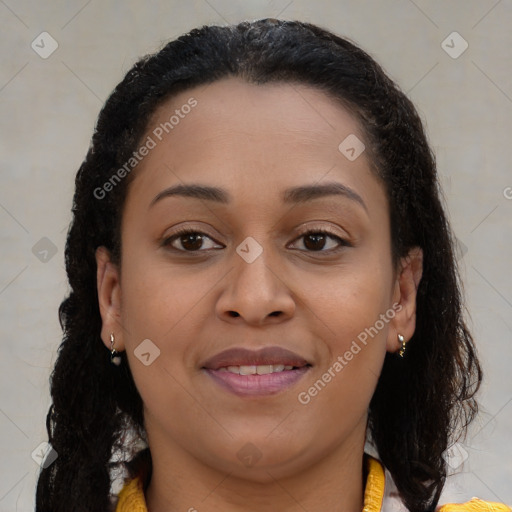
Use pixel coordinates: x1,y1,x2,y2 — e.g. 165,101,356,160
201,346,312,397
204,366,311,397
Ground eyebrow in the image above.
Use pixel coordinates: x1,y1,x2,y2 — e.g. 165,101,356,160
150,181,367,212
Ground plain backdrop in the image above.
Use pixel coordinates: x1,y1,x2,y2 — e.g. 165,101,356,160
0,1,511,510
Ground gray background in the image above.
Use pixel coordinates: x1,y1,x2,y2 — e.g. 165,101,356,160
1,1,511,510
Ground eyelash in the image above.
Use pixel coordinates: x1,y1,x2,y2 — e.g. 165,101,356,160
162,226,350,254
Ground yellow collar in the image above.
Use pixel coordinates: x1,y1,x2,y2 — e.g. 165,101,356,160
363,455,385,512
115,454,512,512
115,453,385,512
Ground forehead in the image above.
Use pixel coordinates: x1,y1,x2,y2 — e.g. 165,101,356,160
124,77,384,215
146,77,365,159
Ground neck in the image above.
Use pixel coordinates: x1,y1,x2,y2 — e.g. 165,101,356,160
145,420,367,512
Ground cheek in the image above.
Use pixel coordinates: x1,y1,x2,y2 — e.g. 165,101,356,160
298,258,393,409
119,251,213,340
296,279,390,436
303,258,393,346
118,260,202,434
116,253,200,398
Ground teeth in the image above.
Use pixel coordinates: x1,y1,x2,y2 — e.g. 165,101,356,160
256,365,273,375
222,364,295,375
239,365,256,375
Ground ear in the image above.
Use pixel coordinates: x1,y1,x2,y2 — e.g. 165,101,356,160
386,246,423,354
95,246,125,352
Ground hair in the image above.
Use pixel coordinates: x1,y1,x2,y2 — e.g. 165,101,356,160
36,18,482,512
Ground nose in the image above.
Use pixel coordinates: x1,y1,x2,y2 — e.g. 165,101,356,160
215,245,295,327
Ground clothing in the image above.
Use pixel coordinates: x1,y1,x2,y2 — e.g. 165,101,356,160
115,454,511,512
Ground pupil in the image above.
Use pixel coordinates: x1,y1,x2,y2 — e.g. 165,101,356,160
304,233,325,251
183,234,202,251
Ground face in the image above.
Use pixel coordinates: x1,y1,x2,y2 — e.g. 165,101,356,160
96,77,422,481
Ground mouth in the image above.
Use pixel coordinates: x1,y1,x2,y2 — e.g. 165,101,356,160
201,346,312,397
217,363,301,375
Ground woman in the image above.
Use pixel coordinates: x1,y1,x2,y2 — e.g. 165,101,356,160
35,19,510,512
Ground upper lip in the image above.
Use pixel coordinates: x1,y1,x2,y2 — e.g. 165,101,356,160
202,346,311,370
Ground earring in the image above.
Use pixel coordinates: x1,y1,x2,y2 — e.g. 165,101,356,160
398,333,407,357
110,332,122,366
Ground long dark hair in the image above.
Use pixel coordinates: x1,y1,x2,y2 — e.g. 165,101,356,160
35,19,482,512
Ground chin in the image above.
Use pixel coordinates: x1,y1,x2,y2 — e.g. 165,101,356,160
202,438,311,482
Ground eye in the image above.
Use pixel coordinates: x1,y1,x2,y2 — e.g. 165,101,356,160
289,229,350,253
162,227,350,254
162,228,223,252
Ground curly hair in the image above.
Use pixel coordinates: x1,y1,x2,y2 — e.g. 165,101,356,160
35,18,482,512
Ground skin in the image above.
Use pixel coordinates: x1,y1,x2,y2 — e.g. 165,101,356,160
96,77,423,512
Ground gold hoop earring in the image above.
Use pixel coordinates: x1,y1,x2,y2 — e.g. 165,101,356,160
398,334,407,357
110,332,122,366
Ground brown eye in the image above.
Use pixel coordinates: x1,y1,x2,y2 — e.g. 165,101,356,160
163,229,222,252
177,232,205,251
291,230,349,253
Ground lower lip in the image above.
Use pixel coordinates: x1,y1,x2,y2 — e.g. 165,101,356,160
203,367,310,397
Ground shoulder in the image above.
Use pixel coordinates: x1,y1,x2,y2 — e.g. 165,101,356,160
436,497,511,511
374,455,511,512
